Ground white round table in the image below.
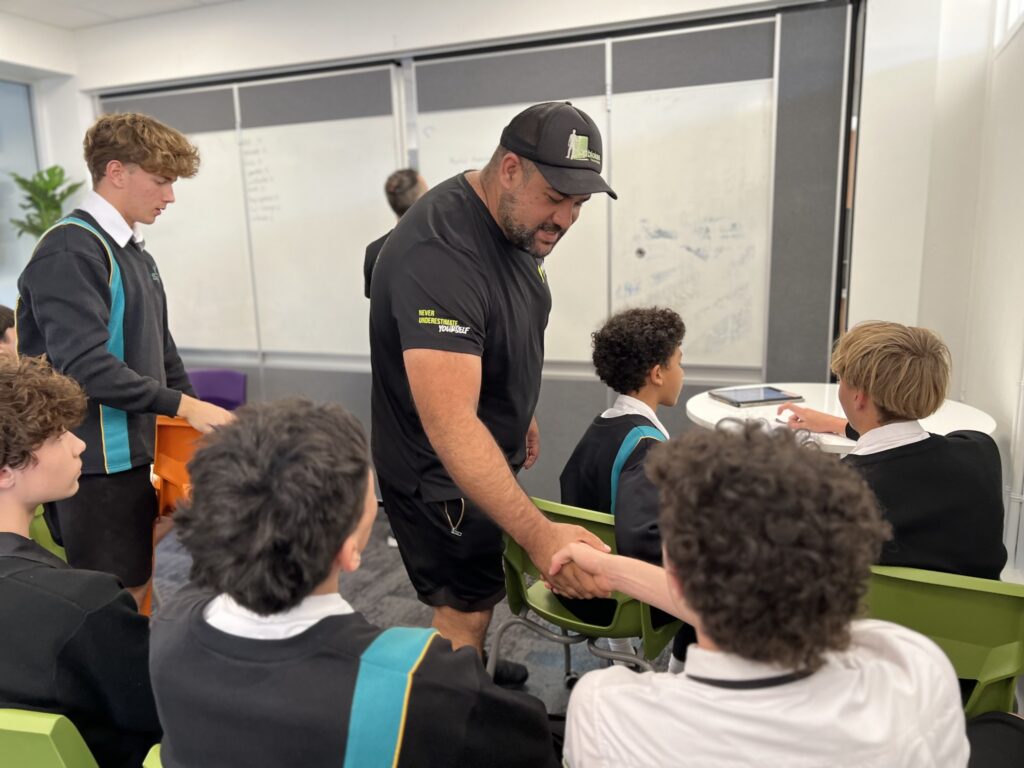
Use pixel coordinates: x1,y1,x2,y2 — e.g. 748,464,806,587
685,382,996,454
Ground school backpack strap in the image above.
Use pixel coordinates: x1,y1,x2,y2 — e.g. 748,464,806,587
609,425,666,515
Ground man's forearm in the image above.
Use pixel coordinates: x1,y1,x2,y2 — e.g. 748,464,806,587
425,409,547,548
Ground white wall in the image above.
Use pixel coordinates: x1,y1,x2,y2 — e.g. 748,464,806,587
848,0,943,329
916,0,996,398
961,21,1024,569
0,10,75,79
68,0,812,91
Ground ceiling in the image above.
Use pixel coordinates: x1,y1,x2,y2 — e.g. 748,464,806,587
0,0,232,30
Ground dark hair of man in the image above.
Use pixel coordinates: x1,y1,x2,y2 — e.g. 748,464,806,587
0,305,14,336
647,421,891,671
176,399,371,615
592,307,686,395
0,355,85,470
384,168,422,217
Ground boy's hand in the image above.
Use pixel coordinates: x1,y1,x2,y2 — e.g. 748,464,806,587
549,542,615,596
524,522,611,599
777,403,847,435
177,395,235,433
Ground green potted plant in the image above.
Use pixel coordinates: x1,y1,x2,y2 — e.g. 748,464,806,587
9,165,85,239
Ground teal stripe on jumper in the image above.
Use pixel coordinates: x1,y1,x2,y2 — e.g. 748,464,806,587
609,426,666,515
343,627,437,768
59,217,132,474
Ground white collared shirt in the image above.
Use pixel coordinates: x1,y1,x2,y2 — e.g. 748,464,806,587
77,189,142,248
601,394,669,440
849,420,929,457
203,592,355,640
565,619,968,768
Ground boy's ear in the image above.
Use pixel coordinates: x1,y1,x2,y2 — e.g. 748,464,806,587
649,362,665,387
0,466,16,490
338,535,361,573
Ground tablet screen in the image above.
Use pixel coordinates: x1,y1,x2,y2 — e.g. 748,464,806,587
709,386,803,406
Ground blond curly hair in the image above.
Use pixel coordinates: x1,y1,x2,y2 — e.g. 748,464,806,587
85,112,200,184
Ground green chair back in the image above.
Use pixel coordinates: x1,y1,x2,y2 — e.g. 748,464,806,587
866,566,1024,718
502,498,679,659
29,505,66,562
0,709,98,768
143,743,162,768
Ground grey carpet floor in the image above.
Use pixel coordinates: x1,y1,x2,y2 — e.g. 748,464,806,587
153,508,665,713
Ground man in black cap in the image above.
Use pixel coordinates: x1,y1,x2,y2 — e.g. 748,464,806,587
369,102,616,683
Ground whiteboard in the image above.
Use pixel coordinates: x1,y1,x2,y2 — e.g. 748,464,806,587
418,96,610,364
611,80,774,368
243,115,399,355
140,130,258,351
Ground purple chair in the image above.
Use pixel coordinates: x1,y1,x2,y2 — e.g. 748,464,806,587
187,368,247,411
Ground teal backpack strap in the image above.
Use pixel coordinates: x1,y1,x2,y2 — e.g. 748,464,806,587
34,217,130,474
609,426,666,515
343,627,438,768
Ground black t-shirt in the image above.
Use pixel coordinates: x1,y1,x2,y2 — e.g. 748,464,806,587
369,174,552,500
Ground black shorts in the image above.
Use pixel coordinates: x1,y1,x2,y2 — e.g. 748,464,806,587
43,464,157,588
379,477,506,613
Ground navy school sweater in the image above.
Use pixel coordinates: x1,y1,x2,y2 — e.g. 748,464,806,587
17,211,194,475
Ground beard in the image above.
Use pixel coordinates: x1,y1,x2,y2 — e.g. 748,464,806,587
498,191,563,258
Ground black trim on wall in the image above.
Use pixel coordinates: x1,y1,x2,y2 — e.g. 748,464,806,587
239,69,393,128
416,44,606,112
101,89,236,134
612,22,775,94
766,0,849,381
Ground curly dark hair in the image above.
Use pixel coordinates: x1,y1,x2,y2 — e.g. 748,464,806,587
176,399,370,615
0,356,85,470
647,421,890,670
592,307,685,395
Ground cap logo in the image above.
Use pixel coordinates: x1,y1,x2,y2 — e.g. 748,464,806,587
566,129,601,165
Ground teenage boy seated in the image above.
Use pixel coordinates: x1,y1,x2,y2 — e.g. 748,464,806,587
559,307,688,665
553,422,970,768
779,320,1006,579
150,399,558,768
0,356,160,767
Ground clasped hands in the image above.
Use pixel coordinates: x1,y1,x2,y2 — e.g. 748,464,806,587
525,522,613,599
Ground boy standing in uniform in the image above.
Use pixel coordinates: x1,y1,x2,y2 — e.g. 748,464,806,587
17,112,233,608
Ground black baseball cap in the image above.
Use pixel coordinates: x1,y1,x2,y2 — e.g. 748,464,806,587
500,101,617,199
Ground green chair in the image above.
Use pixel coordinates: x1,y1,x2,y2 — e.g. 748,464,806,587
487,498,681,686
29,505,66,562
143,743,162,767
865,566,1024,718
0,709,98,768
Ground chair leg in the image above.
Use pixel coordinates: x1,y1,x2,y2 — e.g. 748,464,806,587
562,627,572,678
486,615,587,679
586,638,655,672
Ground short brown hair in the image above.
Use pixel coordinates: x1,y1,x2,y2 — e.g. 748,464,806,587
85,113,200,185
0,356,86,470
831,321,950,422
648,421,890,670
384,169,424,217
177,399,370,615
